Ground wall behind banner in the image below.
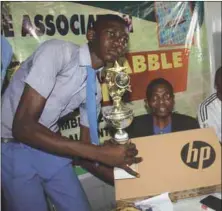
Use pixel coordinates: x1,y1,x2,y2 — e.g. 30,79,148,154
2,1,211,176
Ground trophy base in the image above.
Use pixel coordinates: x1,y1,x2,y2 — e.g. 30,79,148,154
114,164,139,180
114,129,129,144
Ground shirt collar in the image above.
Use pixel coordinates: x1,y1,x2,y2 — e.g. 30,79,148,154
79,43,104,72
153,122,172,135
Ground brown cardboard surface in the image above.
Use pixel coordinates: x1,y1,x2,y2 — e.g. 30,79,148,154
115,128,221,201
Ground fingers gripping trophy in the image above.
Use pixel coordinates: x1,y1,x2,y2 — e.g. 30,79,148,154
103,61,139,179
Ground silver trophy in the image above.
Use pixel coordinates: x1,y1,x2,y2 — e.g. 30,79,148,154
103,61,134,144
103,61,139,179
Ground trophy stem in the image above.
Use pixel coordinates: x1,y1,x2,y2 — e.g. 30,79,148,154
114,129,129,144
113,97,121,108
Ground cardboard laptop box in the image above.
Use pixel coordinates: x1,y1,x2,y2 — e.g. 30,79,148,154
115,128,221,204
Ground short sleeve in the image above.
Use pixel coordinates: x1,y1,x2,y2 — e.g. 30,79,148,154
80,102,101,127
25,40,69,99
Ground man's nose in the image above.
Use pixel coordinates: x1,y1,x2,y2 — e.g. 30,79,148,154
114,39,127,54
159,98,165,104
113,41,122,54
113,37,121,47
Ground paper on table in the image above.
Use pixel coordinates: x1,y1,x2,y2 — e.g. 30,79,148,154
134,192,173,211
114,164,138,180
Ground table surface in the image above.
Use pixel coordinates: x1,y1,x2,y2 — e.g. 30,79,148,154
174,192,221,211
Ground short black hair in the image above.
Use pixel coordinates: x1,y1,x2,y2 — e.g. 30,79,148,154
146,78,174,100
92,14,127,31
215,66,222,88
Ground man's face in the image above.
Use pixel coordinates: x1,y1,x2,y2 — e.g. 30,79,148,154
148,84,175,118
94,21,129,63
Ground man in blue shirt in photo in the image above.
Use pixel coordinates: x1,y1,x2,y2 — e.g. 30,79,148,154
126,78,199,138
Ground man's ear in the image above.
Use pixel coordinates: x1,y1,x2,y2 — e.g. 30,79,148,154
86,29,96,42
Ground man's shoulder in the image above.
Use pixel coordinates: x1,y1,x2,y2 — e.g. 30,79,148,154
37,39,80,53
42,39,78,46
172,112,198,124
199,93,218,110
31,39,82,68
204,93,217,101
127,113,153,138
127,114,152,130
198,93,220,123
172,112,199,130
133,113,152,123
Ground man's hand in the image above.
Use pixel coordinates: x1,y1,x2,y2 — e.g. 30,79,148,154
99,139,142,177
103,138,119,146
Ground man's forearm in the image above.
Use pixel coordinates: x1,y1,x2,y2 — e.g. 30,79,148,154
12,121,102,162
78,158,114,186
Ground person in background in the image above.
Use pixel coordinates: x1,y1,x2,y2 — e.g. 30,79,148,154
1,14,142,211
197,66,221,142
126,78,199,138
1,36,13,89
103,78,200,186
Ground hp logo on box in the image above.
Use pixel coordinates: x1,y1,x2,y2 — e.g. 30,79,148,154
181,141,216,169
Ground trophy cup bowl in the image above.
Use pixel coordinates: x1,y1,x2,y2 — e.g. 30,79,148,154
103,105,134,144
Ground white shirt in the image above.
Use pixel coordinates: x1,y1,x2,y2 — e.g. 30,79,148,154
197,93,221,142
